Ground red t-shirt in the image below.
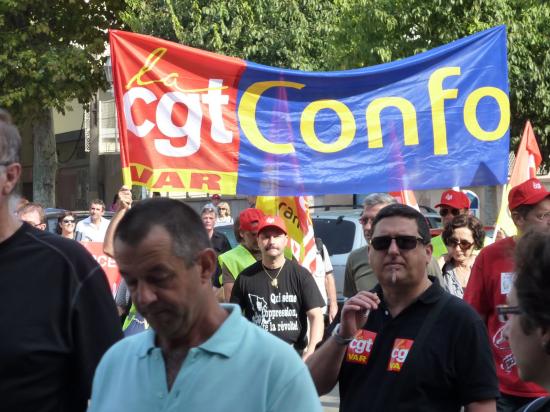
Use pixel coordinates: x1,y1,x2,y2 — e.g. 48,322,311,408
464,237,547,397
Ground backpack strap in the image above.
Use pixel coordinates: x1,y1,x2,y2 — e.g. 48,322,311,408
315,237,325,260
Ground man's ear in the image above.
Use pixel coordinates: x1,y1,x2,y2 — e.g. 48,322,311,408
424,242,433,264
1,163,21,196
511,210,524,231
198,248,217,284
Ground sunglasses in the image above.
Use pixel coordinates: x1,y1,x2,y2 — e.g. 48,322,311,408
370,235,424,251
496,304,523,323
439,208,461,217
62,219,75,224
445,237,473,250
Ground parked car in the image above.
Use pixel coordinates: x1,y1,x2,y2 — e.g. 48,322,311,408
44,208,114,234
311,209,365,304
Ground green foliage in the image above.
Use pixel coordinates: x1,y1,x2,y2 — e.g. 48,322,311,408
121,0,338,71
331,0,550,172
121,0,550,171
0,0,126,120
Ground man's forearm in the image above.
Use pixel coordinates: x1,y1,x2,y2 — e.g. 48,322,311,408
223,282,234,303
306,335,347,395
306,308,324,355
103,207,127,257
326,273,337,307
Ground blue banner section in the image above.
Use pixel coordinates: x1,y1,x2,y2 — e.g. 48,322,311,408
235,26,509,195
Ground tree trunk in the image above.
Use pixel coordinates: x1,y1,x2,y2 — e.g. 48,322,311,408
31,107,57,207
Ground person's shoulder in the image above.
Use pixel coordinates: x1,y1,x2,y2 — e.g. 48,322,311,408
478,236,515,257
441,292,484,322
240,316,305,364
239,260,262,278
96,331,149,371
348,245,369,260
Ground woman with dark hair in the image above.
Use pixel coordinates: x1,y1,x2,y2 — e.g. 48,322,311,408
501,230,550,411
57,211,76,239
439,214,485,298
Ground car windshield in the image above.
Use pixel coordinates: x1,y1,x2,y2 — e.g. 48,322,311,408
312,218,356,256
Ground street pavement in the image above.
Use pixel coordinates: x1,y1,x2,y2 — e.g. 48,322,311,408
321,385,339,412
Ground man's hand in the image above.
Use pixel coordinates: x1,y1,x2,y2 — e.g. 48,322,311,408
117,186,132,211
340,291,380,339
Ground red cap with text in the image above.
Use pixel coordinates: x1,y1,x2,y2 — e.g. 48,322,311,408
435,189,470,209
239,208,265,232
257,215,288,235
508,178,550,211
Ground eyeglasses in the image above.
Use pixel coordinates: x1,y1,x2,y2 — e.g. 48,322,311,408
218,207,228,211
370,235,425,251
62,219,75,224
445,237,474,250
359,216,375,225
439,208,461,217
496,304,523,323
534,211,550,222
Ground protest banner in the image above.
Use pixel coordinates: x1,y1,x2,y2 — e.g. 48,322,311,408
109,26,509,195
80,242,121,297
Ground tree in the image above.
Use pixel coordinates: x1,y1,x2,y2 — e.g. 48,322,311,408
121,0,338,71
0,0,125,206
329,0,550,172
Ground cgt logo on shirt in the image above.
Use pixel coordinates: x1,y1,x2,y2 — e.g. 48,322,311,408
346,330,377,365
387,338,414,372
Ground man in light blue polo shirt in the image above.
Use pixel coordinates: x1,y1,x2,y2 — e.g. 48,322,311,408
88,198,322,412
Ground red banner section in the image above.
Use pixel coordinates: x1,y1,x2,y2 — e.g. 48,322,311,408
110,30,246,193
80,242,121,297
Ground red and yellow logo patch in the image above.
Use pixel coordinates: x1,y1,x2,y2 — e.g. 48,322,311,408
346,330,377,365
387,338,414,372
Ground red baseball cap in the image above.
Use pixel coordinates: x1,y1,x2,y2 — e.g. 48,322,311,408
508,178,550,211
212,194,221,200
257,215,288,235
435,190,470,209
239,208,265,232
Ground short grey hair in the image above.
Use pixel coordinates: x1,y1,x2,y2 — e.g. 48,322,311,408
201,202,218,218
363,193,397,208
0,109,21,164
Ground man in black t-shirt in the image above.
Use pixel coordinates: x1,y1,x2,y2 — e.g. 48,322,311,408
0,110,122,412
231,215,325,360
307,204,498,411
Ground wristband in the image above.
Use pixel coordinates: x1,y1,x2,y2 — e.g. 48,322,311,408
332,323,354,345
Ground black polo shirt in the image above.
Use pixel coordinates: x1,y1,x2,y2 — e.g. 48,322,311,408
339,279,498,411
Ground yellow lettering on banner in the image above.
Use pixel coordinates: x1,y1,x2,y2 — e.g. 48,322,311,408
125,48,227,94
464,87,510,141
428,67,461,155
365,97,418,149
127,164,237,193
238,81,305,154
300,100,356,153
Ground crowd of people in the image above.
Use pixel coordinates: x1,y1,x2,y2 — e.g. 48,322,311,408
2,106,550,412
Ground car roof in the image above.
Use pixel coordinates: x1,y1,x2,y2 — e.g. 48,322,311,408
311,208,363,219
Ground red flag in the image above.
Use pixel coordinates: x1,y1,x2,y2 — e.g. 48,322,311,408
390,190,420,211
494,121,542,238
509,120,542,187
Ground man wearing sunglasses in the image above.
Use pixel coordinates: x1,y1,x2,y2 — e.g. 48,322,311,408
432,189,471,258
344,193,442,298
465,178,550,412
0,110,122,412
308,204,498,411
